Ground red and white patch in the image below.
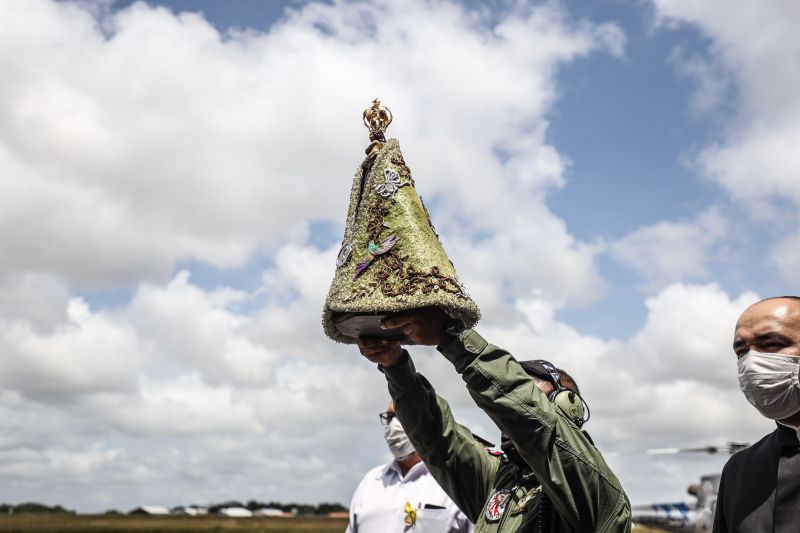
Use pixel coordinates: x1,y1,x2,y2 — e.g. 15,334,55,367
485,489,511,522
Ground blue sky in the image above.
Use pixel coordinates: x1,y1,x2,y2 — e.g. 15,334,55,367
1,0,798,515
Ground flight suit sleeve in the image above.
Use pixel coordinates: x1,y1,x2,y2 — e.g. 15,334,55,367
438,330,631,533
382,350,500,523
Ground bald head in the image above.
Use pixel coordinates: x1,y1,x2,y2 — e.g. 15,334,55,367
733,297,800,358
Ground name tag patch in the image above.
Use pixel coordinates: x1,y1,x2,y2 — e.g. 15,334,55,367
485,489,511,522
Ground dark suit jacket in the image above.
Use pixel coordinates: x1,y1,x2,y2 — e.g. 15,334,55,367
713,424,800,532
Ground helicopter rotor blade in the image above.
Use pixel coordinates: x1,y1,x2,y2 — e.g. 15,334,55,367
645,442,748,455
646,446,718,454
646,448,684,455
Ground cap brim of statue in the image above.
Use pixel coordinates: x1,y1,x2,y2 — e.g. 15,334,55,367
332,313,409,341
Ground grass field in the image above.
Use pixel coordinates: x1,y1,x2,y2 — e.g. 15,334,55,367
0,515,668,532
0,515,348,533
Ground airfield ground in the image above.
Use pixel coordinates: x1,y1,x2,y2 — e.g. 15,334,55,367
0,515,666,532
0,515,347,533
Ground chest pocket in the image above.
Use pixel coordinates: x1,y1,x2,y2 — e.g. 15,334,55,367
410,508,450,533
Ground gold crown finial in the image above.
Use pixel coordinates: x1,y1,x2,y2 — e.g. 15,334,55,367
363,99,392,142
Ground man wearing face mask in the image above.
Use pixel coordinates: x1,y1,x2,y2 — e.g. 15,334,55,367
714,296,800,532
357,308,630,532
345,400,473,533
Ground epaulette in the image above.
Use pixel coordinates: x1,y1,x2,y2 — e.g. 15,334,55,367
471,432,495,448
486,448,509,462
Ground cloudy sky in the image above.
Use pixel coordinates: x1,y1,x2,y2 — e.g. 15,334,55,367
1,0,798,513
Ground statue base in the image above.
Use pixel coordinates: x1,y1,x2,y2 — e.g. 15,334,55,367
333,312,409,342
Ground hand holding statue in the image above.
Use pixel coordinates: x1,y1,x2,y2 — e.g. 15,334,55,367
381,307,449,346
357,307,449,367
357,337,404,368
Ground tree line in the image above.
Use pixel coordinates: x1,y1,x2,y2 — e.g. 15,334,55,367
0,503,74,514
1,500,347,516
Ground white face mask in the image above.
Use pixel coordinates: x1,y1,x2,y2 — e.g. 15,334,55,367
738,350,800,420
383,416,416,459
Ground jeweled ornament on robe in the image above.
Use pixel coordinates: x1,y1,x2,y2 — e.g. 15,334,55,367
322,99,481,344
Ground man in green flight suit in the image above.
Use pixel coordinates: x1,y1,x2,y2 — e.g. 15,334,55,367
357,307,631,532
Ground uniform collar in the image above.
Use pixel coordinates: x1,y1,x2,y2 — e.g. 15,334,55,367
775,422,800,452
381,458,428,482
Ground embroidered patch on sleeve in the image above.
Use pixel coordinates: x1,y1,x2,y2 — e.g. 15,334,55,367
485,489,511,522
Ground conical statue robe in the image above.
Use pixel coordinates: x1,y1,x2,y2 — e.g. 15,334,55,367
323,101,480,344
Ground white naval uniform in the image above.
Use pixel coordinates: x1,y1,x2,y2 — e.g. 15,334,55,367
346,459,473,533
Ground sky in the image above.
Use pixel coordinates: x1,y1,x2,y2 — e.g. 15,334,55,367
1,0,799,514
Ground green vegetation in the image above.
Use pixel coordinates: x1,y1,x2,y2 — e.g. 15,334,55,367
0,515,347,533
0,503,74,515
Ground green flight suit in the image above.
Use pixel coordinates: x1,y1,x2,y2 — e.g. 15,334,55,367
382,330,631,532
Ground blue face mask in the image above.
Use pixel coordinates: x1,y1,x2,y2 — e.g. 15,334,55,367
738,350,800,421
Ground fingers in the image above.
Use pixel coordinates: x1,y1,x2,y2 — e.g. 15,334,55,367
381,311,416,330
380,307,446,346
357,337,399,357
357,336,396,350
379,316,416,343
357,336,404,367
382,307,447,330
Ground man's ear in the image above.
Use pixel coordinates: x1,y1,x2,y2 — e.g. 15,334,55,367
531,377,554,397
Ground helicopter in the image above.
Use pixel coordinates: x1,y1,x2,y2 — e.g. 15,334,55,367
631,442,749,533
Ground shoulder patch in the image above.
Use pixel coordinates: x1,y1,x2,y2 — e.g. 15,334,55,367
485,488,511,522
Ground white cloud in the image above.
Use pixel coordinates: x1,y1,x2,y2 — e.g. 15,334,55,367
609,208,728,290
648,0,800,302
769,231,800,287
0,257,774,512
668,46,731,115
0,298,142,402
651,0,800,206
1,0,778,516
0,257,392,509
465,282,771,506
0,273,70,329
457,282,766,450
622,283,758,388
262,243,338,305
86,375,262,436
603,287,769,498
127,271,279,386
0,0,618,309
0,445,125,479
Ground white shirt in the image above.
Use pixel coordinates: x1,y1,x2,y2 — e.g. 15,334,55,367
346,459,473,533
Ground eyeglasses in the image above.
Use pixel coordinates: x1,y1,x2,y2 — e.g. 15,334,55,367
379,411,396,425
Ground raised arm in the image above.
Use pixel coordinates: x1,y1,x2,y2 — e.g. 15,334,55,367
379,309,631,533
358,337,499,523
437,329,630,533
